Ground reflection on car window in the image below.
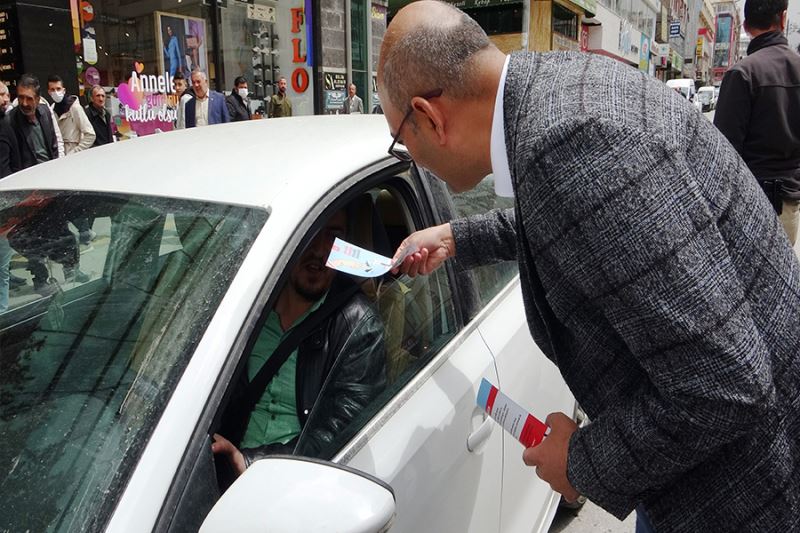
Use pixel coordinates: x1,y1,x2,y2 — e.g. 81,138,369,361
449,174,519,306
0,190,266,532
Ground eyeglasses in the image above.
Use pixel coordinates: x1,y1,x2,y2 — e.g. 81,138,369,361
387,88,443,162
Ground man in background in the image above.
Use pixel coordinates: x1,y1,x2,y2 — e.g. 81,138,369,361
342,83,364,114
185,70,230,128
226,76,251,122
47,74,95,155
715,0,800,244
268,77,292,118
85,85,113,148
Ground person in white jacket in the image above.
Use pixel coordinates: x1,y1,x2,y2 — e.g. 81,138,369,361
47,75,95,155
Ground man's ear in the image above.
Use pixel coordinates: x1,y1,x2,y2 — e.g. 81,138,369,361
410,96,446,145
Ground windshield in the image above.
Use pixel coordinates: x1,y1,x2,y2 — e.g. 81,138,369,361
0,191,267,531
697,91,712,103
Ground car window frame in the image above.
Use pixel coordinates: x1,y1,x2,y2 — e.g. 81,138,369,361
153,158,436,531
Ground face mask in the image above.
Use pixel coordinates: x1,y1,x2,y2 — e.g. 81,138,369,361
49,90,65,103
238,88,248,99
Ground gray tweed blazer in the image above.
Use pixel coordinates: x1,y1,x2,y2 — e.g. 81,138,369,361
451,52,800,532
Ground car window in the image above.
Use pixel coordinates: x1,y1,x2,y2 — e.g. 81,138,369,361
215,175,459,464
449,174,519,305
0,191,266,532
301,181,459,460
419,169,519,314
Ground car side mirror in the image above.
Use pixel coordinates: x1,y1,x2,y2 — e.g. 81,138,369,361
200,456,396,533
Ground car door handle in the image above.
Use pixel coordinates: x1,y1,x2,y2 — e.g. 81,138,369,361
467,416,494,453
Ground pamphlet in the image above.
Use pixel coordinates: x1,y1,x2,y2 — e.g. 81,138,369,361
476,378,549,448
325,238,417,278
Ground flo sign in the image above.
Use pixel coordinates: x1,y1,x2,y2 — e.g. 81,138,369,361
116,62,179,127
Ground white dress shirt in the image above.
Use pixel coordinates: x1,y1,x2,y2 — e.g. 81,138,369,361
491,55,513,197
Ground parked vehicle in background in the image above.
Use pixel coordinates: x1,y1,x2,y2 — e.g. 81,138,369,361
696,86,717,111
666,78,696,101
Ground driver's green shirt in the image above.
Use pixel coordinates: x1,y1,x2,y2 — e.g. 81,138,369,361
240,296,325,449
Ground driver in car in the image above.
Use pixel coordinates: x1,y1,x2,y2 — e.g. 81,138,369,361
212,208,387,475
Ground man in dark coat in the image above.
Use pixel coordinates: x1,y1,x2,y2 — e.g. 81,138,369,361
8,74,59,169
85,85,114,147
379,2,800,531
0,81,20,178
226,76,251,122
714,0,800,244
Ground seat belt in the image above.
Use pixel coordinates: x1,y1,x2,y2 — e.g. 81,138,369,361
242,282,361,413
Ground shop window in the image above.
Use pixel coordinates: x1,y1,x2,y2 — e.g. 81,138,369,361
552,3,579,40
219,1,314,117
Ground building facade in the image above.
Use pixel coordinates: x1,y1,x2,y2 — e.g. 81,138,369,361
0,0,386,139
712,0,740,84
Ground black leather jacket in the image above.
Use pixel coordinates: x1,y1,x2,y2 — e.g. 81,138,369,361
239,277,386,464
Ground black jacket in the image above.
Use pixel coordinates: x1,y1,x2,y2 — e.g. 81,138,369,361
233,277,386,464
85,104,114,146
225,93,250,122
8,103,59,169
0,111,21,178
714,31,800,198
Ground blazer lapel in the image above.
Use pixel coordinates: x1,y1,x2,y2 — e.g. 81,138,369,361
503,53,563,361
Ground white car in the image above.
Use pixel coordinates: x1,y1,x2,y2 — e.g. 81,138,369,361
0,116,575,533
696,86,716,112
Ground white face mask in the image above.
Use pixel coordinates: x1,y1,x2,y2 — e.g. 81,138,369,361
237,88,248,99
49,90,65,103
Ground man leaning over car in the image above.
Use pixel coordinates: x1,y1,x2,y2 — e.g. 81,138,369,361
212,208,386,475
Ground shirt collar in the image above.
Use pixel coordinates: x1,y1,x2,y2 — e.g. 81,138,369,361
491,55,513,197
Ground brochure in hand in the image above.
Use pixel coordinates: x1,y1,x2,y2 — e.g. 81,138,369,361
325,238,417,278
477,378,549,448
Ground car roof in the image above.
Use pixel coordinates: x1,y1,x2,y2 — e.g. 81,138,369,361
0,115,397,208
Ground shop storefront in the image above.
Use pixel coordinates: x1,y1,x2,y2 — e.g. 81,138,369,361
69,0,315,138
0,0,387,139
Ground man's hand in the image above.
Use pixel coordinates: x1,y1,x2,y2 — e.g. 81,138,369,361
391,223,455,277
522,412,581,502
211,433,246,477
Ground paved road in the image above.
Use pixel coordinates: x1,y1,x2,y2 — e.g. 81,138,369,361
550,501,635,533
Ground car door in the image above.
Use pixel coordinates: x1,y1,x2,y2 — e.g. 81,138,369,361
328,168,504,533
427,171,577,533
136,163,503,533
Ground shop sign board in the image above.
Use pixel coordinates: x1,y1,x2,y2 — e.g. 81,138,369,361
113,62,179,137
639,34,650,71
671,50,684,71
323,71,346,112
669,21,681,37
247,4,276,23
0,7,21,90
444,0,522,8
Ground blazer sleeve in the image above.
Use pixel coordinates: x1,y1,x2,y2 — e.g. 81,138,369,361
219,94,230,123
529,117,775,518
450,207,518,268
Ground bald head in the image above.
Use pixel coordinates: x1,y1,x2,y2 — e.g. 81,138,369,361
379,1,493,112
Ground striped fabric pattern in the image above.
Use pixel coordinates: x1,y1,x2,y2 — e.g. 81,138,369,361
451,52,800,531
